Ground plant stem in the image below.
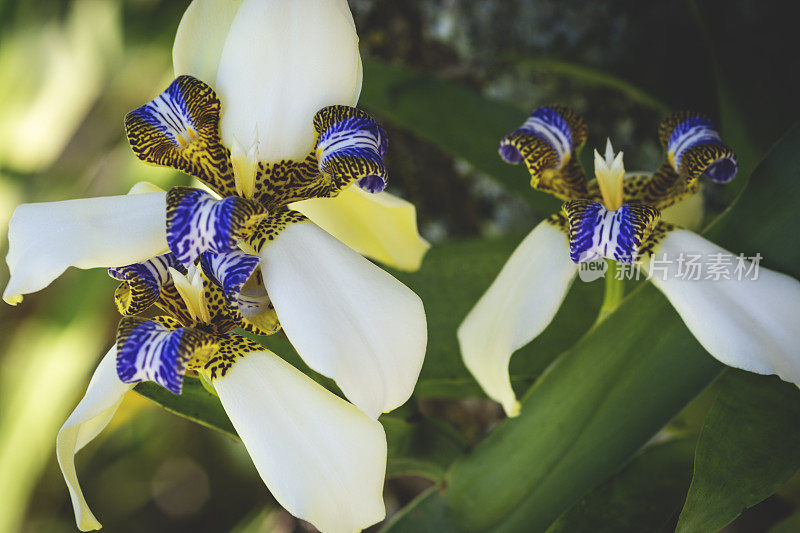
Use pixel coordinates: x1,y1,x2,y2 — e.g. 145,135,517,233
598,259,624,321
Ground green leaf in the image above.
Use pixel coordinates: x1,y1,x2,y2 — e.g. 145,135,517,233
382,415,468,481
135,379,467,481
135,378,237,438
676,370,800,532
389,233,602,398
512,56,671,114
359,59,561,212
445,284,721,532
547,439,694,533
381,487,459,533
433,124,800,532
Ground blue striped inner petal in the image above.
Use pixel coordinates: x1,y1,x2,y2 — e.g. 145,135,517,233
108,253,186,315
166,187,264,267
315,107,389,193
130,78,198,149
200,250,269,318
108,252,185,293
564,201,660,264
116,317,217,394
668,115,737,183
500,106,572,166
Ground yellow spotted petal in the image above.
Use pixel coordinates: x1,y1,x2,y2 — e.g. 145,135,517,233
292,186,430,271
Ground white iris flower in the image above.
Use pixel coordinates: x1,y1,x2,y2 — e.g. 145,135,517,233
460,106,800,417
3,1,430,531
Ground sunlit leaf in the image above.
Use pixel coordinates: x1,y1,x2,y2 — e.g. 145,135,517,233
675,371,800,533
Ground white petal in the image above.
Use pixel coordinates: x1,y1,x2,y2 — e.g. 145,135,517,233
215,0,362,162
458,220,578,417
57,346,134,531
3,192,167,304
172,0,245,83
214,351,386,533
647,229,800,383
291,185,430,272
260,221,426,419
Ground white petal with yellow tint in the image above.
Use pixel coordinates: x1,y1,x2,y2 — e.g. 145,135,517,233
260,221,426,419
172,0,244,83
215,0,362,162
647,229,800,384
458,219,577,417
57,346,133,531
292,185,430,271
660,188,704,231
3,191,168,304
214,350,386,533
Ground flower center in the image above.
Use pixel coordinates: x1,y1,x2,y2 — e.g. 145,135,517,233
594,139,625,211
169,264,211,324
230,136,260,199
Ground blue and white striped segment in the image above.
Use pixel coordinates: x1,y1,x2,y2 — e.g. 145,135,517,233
314,106,389,193
166,187,264,268
200,250,269,318
116,317,218,394
563,200,660,264
125,76,235,197
129,77,198,148
108,253,187,315
664,113,738,183
499,107,572,167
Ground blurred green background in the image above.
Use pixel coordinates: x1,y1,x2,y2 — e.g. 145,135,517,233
0,0,798,532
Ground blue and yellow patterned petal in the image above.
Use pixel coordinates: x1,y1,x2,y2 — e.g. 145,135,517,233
499,105,588,200
659,111,738,184
166,186,265,267
563,200,660,263
200,250,264,316
314,105,389,194
201,250,282,336
108,253,186,315
115,316,219,394
125,76,236,197
620,112,738,210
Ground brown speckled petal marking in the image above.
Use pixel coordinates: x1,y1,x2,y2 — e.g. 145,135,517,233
190,332,264,381
125,76,235,197
499,105,589,201
636,220,678,261
244,208,307,254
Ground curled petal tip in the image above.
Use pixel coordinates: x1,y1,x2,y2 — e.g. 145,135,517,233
3,293,22,306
